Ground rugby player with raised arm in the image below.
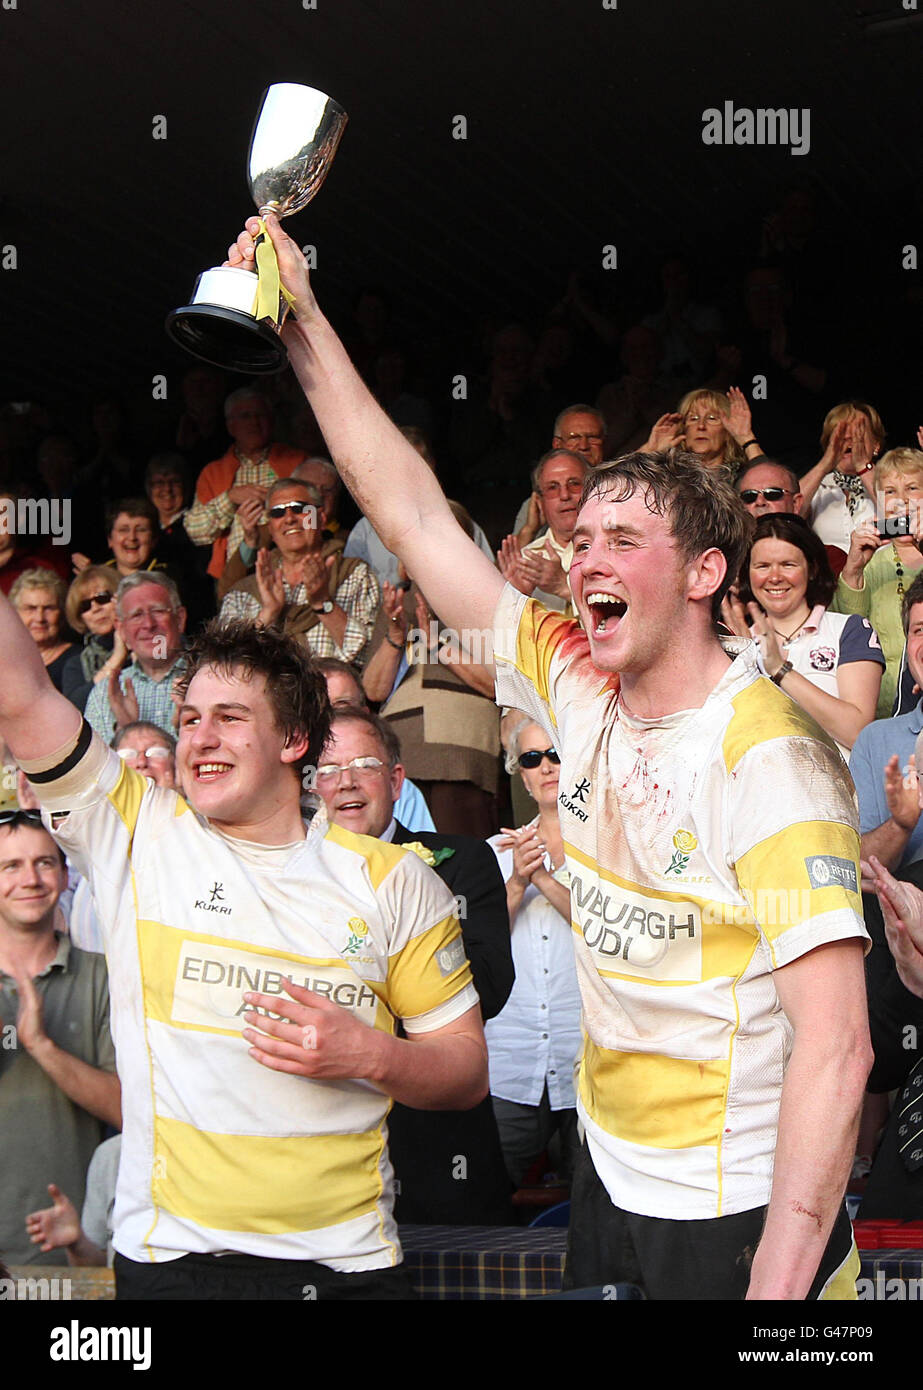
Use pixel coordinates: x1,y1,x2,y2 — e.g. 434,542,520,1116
223,213,873,1301
0,597,486,1300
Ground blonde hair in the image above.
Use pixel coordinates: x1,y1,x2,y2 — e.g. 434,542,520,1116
820,400,885,452
65,565,119,634
677,389,744,470
874,447,923,491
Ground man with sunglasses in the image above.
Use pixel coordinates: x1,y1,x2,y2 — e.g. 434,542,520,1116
220,478,380,665
736,462,804,518
84,573,187,741
0,809,120,1266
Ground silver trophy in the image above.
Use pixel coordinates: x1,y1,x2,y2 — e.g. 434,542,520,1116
166,83,348,374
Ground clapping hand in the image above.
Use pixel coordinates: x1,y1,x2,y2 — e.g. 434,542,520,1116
298,551,334,605
497,535,536,597
255,548,286,624
865,854,923,999
720,585,750,638
499,824,547,888
108,669,139,730
237,496,264,549
746,602,785,679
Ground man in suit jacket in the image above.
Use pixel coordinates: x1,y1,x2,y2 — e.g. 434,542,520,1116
316,706,515,1223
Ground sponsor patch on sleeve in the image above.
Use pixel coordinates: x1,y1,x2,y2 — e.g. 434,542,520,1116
804,855,858,892
435,936,467,978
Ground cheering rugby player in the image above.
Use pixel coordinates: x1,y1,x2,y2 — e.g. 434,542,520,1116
0,611,486,1299
225,214,873,1301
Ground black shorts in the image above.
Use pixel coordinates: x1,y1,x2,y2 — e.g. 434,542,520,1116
114,1251,417,1301
563,1142,857,1300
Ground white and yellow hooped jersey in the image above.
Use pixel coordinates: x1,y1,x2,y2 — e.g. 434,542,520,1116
25,726,477,1270
494,587,868,1221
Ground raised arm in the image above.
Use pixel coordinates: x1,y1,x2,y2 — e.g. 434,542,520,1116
0,590,83,763
225,217,505,643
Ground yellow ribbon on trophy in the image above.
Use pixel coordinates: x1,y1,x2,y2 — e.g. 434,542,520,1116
251,217,298,325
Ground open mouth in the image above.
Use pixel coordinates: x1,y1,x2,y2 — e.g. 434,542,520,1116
195,762,233,781
586,591,627,634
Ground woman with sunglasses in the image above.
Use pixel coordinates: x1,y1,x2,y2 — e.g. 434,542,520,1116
484,718,582,1188
61,566,127,712
738,514,884,758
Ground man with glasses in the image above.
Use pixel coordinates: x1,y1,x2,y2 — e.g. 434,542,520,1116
514,406,607,545
736,461,804,518
220,478,380,665
316,707,513,1225
67,724,178,955
0,809,120,1266
500,449,589,613
84,573,186,741
552,405,607,468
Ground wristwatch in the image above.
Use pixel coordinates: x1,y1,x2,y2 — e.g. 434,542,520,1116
312,600,334,615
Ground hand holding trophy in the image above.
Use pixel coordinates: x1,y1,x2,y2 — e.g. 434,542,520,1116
166,83,347,374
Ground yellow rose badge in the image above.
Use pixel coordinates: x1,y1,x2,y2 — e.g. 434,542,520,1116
344,917,370,955
402,841,437,867
666,828,697,876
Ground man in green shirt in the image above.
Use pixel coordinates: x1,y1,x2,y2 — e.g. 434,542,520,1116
0,811,120,1265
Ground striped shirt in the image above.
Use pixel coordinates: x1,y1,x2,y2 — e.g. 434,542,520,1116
25,727,477,1270
219,560,381,665
493,586,868,1220
84,656,185,742
183,445,304,578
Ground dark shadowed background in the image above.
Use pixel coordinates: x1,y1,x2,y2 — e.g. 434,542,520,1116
1,0,921,446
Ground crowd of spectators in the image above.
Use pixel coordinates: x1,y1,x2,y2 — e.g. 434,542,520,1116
5,180,923,1291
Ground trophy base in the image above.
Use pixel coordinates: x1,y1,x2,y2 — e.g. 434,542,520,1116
165,304,288,375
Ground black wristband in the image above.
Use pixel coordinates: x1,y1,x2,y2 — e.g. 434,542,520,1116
741,438,758,451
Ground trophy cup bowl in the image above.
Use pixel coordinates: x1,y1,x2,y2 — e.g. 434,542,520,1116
165,83,347,374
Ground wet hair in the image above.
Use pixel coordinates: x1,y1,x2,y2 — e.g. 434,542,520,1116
581,448,754,621
739,512,835,611
175,620,330,777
